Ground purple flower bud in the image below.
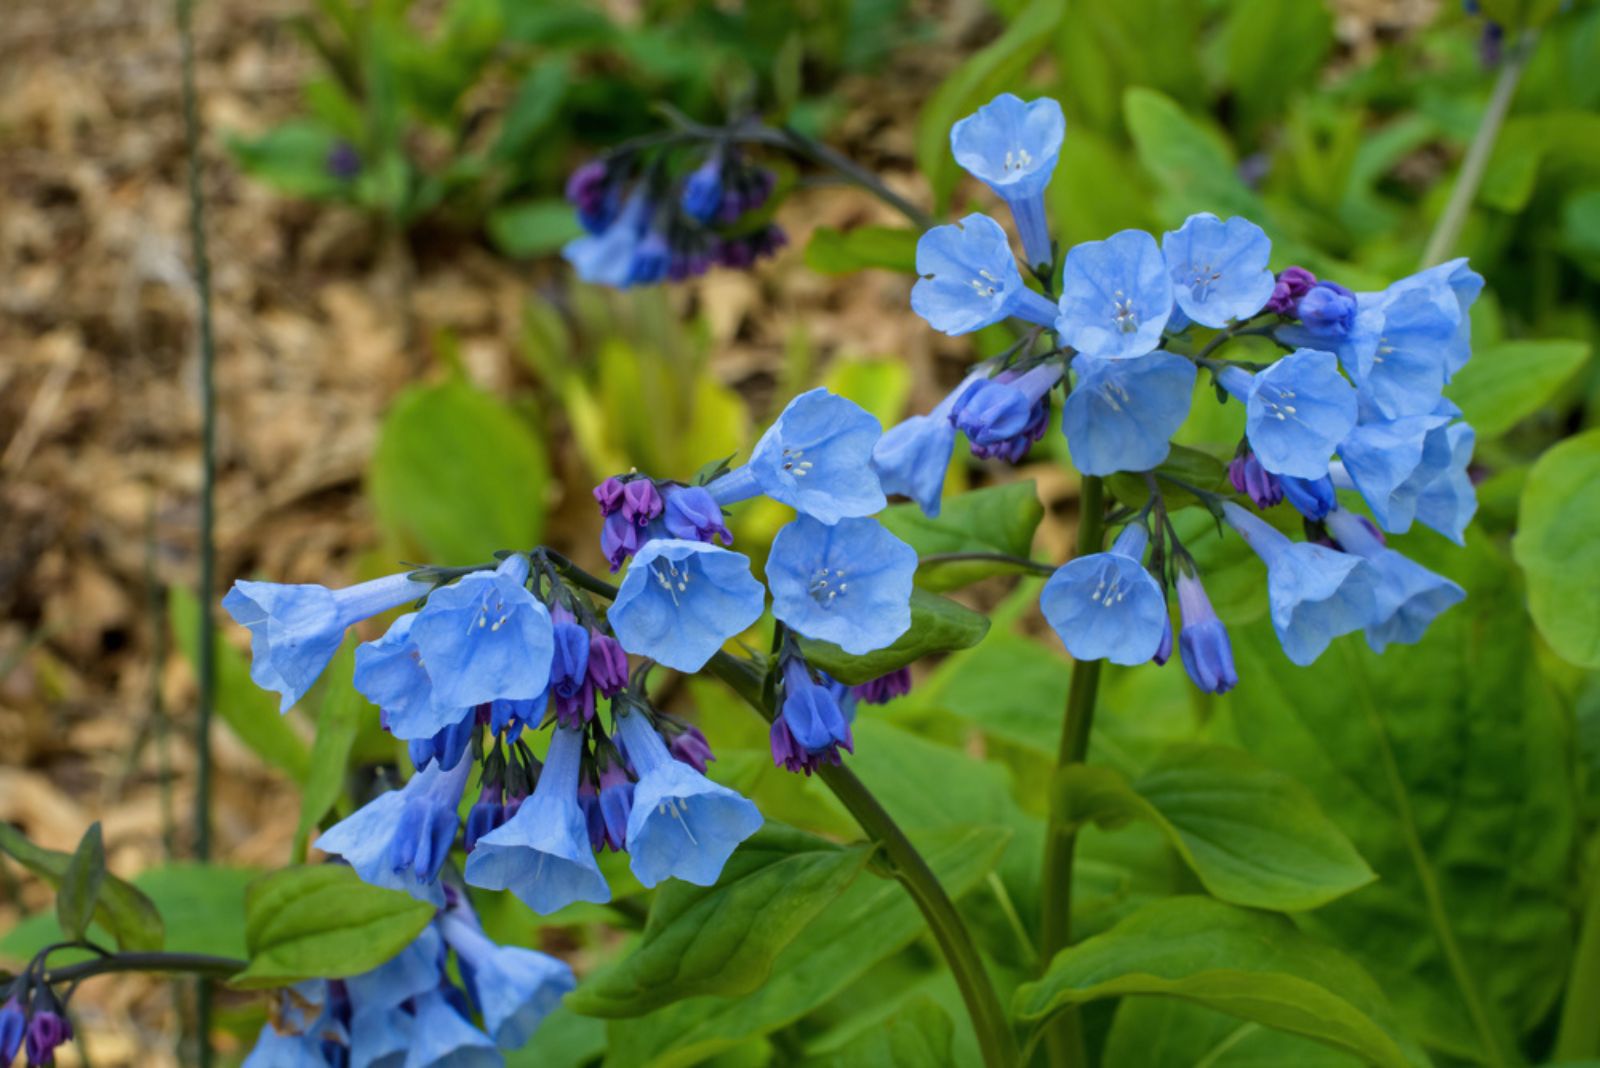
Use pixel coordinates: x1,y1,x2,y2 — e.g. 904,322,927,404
663,486,732,545
465,789,505,853
0,997,23,1063
622,480,665,527
770,716,845,777
326,140,362,181
1265,266,1317,314
594,476,626,517
551,621,591,699
1228,452,1283,509
1295,282,1357,337
597,762,633,852
667,724,715,772
566,160,619,234
587,634,629,696
554,680,594,730
681,158,725,223
852,667,912,705
601,512,647,571
1153,614,1174,666
25,1011,71,1067
578,779,606,854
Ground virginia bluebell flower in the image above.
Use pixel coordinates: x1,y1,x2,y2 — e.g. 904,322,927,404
315,755,473,905
1153,615,1174,666
587,633,629,696
1280,474,1336,520
1325,508,1465,652
25,1010,72,1067
1265,266,1317,316
439,907,574,1049
780,658,853,753
665,721,716,771
407,991,500,1066
1227,451,1282,509
1055,229,1173,360
1040,524,1167,665
549,608,592,729
222,571,420,713
0,998,22,1064
872,372,986,516
408,711,474,772
354,613,459,742
911,215,1059,335
564,190,650,288
1161,213,1275,328
1335,409,1456,532
1381,257,1483,378
344,925,445,1011
951,365,1062,448
622,480,664,526
707,388,886,524
854,667,913,705
1223,501,1378,666
949,93,1066,269
409,555,553,711
1175,571,1237,693
1063,353,1196,475
465,725,610,914
601,511,650,571
1343,287,1461,419
609,539,765,672
767,516,917,655
1413,422,1478,544
1295,282,1358,338
615,709,762,887
597,760,633,852
1217,349,1357,479
681,157,725,223
627,229,671,287
663,485,732,544
594,476,625,516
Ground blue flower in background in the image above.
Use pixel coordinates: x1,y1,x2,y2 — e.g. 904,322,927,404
950,93,1066,268
564,190,650,288
1326,508,1465,652
768,516,917,655
1161,213,1275,328
615,710,763,887
1040,525,1167,665
1175,571,1237,694
465,725,611,914
408,555,552,711
315,756,473,905
223,571,420,713
1062,353,1196,475
780,658,853,753
871,372,984,516
950,365,1062,448
1218,348,1357,479
910,214,1058,335
1414,422,1478,544
353,613,462,742
608,539,765,672
407,991,500,1067
1335,409,1456,532
1056,229,1173,360
1223,502,1378,666
681,157,724,223
707,388,886,524
439,907,574,1049
1280,474,1336,521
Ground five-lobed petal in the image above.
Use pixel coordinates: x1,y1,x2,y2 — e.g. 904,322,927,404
1055,229,1173,360
767,515,917,655
609,539,766,672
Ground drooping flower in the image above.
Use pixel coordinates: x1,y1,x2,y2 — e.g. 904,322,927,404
408,555,553,711
24,1010,72,1068
566,160,619,235
594,476,625,516
407,711,474,773
564,190,651,288
1227,451,1282,509
853,667,912,705
597,760,634,851
0,998,23,1064
549,609,593,729
315,756,474,905
1055,229,1173,360
1175,571,1237,694
608,539,766,672
770,715,846,776
601,511,650,571
615,710,762,887
1040,524,1168,665
707,389,887,524
1325,508,1465,652
354,613,460,742
465,725,611,914
1342,287,1461,419
406,991,500,1067
910,214,1058,335
587,634,629,696
1413,422,1478,544
767,516,917,655
681,157,725,223
1222,501,1377,666
1295,282,1358,338
951,365,1063,448
622,480,664,526
1161,213,1275,328
666,723,716,772
662,485,732,545
949,93,1066,269
1265,266,1317,316
223,571,421,713
1335,409,1457,532
779,658,853,753
1153,615,1174,666
1280,474,1336,521
1217,349,1357,480
438,907,574,1049
343,925,445,1012
872,372,986,517
1380,257,1483,378
1062,353,1196,476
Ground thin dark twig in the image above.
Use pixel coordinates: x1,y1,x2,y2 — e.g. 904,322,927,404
918,551,1055,577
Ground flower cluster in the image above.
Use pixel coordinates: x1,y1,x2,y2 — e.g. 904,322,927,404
242,890,573,1067
896,91,1476,692
0,985,71,1067
563,144,784,288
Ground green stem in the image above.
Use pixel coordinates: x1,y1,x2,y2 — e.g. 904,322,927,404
44,953,243,986
1038,475,1107,1068
178,0,218,1061
705,652,1018,1068
1419,31,1537,269
1553,833,1600,1060
920,551,1056,577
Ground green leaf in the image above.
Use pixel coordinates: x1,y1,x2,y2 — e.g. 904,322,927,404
1124,88,1260,222
568,826,871,1017
799,589,989,685
488,198,584,259
812,996,955,1067
602,825,1009,1068
491,58,570,162
170,585,311,780
227,121,349,200
821,358,911,429
1446,339,1591,440
1058,745,1375,911
56,823,107,943
0,825,164,952
1014,897,1419,1068
234,865,434,989
1105,443,1231,515
293,643,364,862
879,482,1045,591
1216,0,1332,134
804,226,919,276
368,379,549,564
1104,998,1362,1068
914,0,1065,211
1515,428,1600,667
1477,0,1564,30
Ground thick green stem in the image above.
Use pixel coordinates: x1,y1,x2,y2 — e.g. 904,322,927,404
1419,31,1536,269
706,654,1018,1068
1038,475,1107,1068
1553,835,1600,1060
44,953,244,986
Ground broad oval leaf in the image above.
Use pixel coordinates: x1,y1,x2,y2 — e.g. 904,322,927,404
57,822,107,943
1447,339,1590,440
800,589,989,685
0,824,164,952
1058,745,1375,911
804,227,918,277
880,482,1045,592
1514,428,1600,668
567,826,871,1017
1013,897,1420,1068
811,996,955,1067
1105,998,1362,1068
233,865,434,989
